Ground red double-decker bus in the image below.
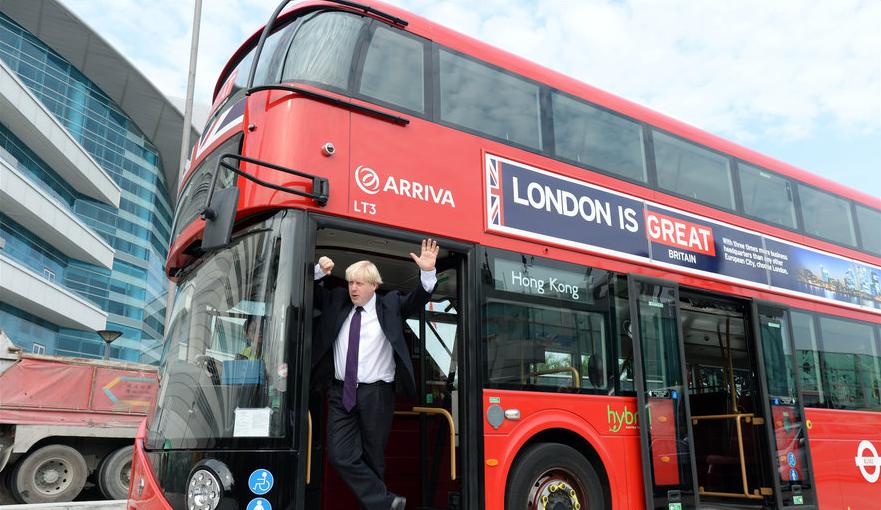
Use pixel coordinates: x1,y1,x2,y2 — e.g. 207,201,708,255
129,1,881,509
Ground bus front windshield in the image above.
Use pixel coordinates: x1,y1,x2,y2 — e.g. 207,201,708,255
147,213,295,450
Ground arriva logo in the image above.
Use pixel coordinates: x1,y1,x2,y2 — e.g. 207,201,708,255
607,405,639,433
354,165,456,207
355,166,381,195
855,440,881,483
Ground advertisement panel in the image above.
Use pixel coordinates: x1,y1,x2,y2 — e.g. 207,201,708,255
484,153,881,313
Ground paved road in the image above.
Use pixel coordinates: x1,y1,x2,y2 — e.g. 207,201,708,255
0,501,124,510
0,484,121,509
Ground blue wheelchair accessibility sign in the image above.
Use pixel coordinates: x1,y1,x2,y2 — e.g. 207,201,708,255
246,497,271,510
787,452,797,467
249,469,274,495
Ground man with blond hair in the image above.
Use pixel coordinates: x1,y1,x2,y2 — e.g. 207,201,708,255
312,239,439,510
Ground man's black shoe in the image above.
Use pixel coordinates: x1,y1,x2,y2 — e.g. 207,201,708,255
390,495,407,510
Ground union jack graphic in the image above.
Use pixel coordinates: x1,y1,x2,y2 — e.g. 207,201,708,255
192,97,246,163
212,69,238,112
486,156,504,227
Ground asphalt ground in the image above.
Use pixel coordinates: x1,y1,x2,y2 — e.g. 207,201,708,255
0,478,115,507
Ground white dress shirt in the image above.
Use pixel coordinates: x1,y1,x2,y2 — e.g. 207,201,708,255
315,265,436,384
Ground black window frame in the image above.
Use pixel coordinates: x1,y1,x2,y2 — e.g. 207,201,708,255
435,45,547,154
277,9,371,98
548,87,650,187
478,246,617,395
647,128,739,214
735,159,802,231
814,312,881,412
796,181,860,249
350,19,432,118
854,202,881,256
792,308,881,413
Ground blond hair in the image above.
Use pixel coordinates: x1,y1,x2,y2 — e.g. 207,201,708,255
345,260,383,285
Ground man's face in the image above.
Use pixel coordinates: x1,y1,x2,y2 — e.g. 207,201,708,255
348,277,378,306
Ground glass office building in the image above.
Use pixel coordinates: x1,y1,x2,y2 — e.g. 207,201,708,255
0,3,193,364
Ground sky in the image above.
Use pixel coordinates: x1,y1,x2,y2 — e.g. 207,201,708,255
59,0,881,200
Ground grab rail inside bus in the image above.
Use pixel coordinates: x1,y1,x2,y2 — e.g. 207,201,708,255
307,411,313,485
394,406,457,480
691,413,767,500
246,0,407,93
245,84,410,126
525,367,582,389
200,153,329,250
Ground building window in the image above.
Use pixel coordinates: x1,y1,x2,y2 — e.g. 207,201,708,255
43,267,56,283
32,343,45,354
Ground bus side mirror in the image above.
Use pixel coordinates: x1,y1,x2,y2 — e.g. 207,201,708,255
201,186,239,251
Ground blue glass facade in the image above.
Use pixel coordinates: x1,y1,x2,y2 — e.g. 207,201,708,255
0,13,172,363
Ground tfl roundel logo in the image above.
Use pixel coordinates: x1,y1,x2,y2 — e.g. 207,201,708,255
355,166,381,195
855,440,881,483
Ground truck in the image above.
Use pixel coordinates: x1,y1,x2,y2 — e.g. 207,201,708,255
0,330,157,503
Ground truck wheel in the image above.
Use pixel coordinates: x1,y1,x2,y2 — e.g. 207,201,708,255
505,443,605,510
10,444,88,504
97,445,134,500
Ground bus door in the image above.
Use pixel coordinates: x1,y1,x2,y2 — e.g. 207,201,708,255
304,220,471,510
750,302,817,508
402,253,464,509
628,276,700,510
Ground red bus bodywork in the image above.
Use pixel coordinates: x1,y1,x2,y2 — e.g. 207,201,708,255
136,2,881,509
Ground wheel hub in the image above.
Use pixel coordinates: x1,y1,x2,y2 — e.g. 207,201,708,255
529,471,584,510
121,462,132,487
35,459,71,494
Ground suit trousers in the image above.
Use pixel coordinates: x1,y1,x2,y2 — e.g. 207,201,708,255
327,380,396,510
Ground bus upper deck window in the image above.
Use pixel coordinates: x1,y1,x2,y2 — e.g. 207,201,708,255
798,184,857,247
280,11,366,91
738,163,798,229
439,49,542,150
359,26,425,113
654,130,735,211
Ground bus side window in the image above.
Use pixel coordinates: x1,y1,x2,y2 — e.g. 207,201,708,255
481,249,613,393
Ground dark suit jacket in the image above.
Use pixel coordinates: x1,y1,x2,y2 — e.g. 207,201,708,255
312,275,432,396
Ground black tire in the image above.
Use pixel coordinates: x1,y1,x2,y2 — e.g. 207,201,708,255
10,444,88,504
506,443,605,510
97,445,134,500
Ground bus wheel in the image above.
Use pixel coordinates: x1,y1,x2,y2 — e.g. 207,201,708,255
10,444,88,504
98,445,134,500
506,443,604,510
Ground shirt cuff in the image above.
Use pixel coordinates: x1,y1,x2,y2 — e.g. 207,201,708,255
420,269,437,292
314,263,326,281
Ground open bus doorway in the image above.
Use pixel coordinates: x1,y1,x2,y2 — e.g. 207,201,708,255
678,291,773,506
629,279,817,510
305,225,465,510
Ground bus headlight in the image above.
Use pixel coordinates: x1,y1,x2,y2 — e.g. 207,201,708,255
186,459,233,510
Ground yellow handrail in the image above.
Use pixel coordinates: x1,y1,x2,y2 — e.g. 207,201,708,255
394,406,457,480
306,411,312,485
525,367,581,388
691,413,763,500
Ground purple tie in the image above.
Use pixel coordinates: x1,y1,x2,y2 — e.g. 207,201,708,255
342,306,364,412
